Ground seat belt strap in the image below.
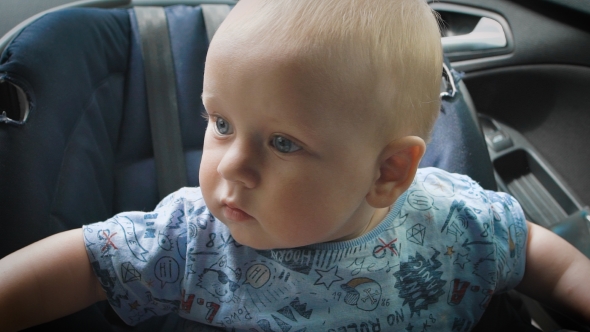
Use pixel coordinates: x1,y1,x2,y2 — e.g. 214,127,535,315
134,6,188,200
201,4,231,42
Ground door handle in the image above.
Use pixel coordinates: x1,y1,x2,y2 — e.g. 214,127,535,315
441,17,507,53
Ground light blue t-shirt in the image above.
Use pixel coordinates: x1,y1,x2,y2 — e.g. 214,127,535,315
84,167,527,331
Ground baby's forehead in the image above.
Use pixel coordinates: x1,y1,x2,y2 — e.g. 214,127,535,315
209,30,392,124
208,0,442,140
205,42,388,141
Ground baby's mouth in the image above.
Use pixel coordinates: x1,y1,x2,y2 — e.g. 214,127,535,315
221,202,253,222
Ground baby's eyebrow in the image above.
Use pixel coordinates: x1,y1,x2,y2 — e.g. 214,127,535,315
201,93,212,106
201,92,216,103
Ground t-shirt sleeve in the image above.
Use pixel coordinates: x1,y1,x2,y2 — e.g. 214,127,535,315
82,188,201,325
484,189,528,293
416,169,529,296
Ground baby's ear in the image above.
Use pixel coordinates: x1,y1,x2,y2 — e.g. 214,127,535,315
366,136,425,208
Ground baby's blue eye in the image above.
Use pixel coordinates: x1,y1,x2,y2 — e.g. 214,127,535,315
272,136,301,153
214,117,232,135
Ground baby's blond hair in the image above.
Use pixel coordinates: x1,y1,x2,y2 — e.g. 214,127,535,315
218,0,443,141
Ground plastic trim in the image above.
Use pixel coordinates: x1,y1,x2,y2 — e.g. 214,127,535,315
430,2,514,63
0,0,131,56
0,75,29,125
483,117,585,221
0,0,239,56
131,0,237,5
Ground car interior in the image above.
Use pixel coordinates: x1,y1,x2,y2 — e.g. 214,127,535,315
0,0,589,331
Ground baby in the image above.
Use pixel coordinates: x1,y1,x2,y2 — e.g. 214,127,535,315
1,0,590,331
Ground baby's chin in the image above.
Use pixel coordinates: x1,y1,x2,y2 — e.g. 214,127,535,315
229,234,280,251
227,229,309,251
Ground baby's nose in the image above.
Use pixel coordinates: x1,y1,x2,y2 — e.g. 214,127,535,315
217,139,260,188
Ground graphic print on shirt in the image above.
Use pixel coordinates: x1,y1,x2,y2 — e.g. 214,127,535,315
423,171,455,197
406,223,426,246
238,242,404,332
83,170,528,330
121,261,142,283
158,231,173,251
340,277,383,311
372,237,399,259
214,258,303,329
393,249,447,318
197,255,242,303
143,219,157,239
91,260,129,308
407,190,439,211
155,256,180,288
111,216,149,262
400,170,521,317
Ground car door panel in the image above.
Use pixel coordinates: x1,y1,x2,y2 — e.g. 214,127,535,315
432,0,590,212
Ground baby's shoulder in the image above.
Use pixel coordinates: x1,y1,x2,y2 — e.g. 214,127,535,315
153,187,206,211
411,167,491,210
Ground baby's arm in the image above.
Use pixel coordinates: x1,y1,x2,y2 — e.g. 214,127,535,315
516,221,590,323
0,229,106,331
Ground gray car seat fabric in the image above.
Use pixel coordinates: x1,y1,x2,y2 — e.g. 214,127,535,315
420,58,496,191
0,4,503,331
0,6,210,330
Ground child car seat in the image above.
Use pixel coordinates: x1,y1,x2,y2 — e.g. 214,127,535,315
0,1,508,330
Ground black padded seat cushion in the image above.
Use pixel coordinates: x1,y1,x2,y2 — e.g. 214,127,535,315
0,6,210,257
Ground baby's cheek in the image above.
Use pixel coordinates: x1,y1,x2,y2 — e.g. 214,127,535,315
198,167,220,222
199,149,220,188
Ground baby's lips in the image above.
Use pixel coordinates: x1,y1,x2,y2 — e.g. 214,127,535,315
221,201,253,222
